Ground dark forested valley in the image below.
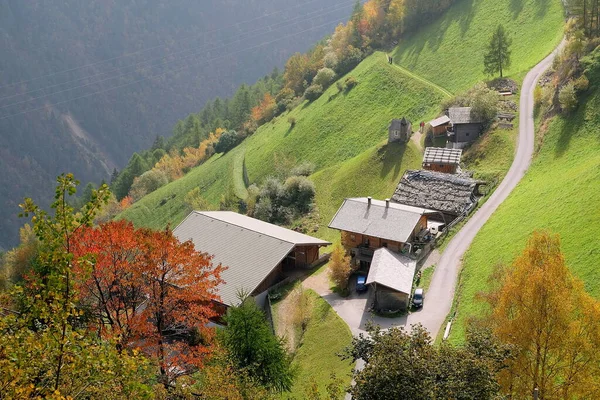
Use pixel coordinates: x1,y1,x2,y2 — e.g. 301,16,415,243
0,0,359,248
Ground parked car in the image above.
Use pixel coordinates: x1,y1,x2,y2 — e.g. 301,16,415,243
356,275,368,293
413,288,424,308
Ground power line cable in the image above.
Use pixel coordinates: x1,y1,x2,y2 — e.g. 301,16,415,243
0,14,349,122
0,0,354,102
0,0,340,91
0,0,354,109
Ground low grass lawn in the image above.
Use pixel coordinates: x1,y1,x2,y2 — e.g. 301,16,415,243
393,0,564,93
418,265,435,292
448,81,600,345
273,289,353,399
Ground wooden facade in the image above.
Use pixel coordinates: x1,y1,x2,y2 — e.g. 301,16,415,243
432,124,449,136
371,282,410,311
341,216,427,256
251,244,321,296
450,123,482,143
422,162,458,174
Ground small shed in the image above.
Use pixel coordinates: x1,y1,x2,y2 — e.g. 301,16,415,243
422,147,462,174
447,107,483,145
366,248,416,311
428,115,451,136
388,117,412,143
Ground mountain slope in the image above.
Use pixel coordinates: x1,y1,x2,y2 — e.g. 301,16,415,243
120,0,566,243
449,55,600,344
0,0,360,248
392,0,564,93
118,53,443,234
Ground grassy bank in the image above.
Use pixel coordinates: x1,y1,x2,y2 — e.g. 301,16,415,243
392,0,564,93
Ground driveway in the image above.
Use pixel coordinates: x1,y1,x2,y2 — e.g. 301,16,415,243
304,270,407,335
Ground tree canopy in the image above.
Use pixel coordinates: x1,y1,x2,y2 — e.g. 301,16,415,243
219,297,294,392
345,323,508,400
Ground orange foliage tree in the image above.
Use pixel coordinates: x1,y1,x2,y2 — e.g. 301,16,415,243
73,221,225,385
250,93,277,125
328,244,352,291
72,220,146,346
153,128,223,183
486,231,600,399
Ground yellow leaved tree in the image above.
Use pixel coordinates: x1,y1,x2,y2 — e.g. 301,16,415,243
487,231,600,399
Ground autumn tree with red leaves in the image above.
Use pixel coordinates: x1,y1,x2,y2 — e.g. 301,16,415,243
73,222,225,386
72,220,146,347
136,227,224,384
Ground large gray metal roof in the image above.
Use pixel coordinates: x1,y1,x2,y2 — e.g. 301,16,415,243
422,147,462,166
366,248,416,294
173,211,329,306
328,198,432,243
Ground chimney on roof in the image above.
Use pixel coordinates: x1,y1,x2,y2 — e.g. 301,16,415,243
385,198,390,208
367,196,372,206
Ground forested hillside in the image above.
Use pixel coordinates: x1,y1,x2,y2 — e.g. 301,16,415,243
0,0,360,248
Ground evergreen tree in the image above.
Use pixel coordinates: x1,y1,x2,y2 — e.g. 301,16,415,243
219,297,294,392
112,153,149,200
483,25,512,78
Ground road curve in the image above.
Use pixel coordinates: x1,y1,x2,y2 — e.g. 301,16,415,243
406,42,565,340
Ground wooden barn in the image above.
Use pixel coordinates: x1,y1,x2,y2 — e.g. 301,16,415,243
366,248,416,311
388,117,412,143
422,147,462,174
173,211,330,309
447,107,483,147
428,115,451,136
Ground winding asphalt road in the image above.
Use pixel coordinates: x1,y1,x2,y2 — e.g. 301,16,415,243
406,42,565,340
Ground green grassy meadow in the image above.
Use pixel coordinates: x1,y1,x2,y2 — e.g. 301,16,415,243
119,54,443,233
392,0,564,93
449,84,600,345
274,290,353,399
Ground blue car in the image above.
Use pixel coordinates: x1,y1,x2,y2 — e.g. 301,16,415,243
356,275,368,293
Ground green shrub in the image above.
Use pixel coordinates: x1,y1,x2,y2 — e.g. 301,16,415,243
215,130,240,153
313,68,336,88
129,169,168,201
574,74,589,92
290,161,315,177
559,82,578,113
345,76,358,90
304,84,324,101
283,175,315,213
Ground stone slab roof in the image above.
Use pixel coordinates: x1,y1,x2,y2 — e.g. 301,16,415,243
392,170,478,217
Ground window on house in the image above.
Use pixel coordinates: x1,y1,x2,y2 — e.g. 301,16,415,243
350,234,356,241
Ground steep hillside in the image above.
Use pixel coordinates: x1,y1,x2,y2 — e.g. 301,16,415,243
392,0,564,93
449,56,600,344
119,54,443,235
0,0,359,248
